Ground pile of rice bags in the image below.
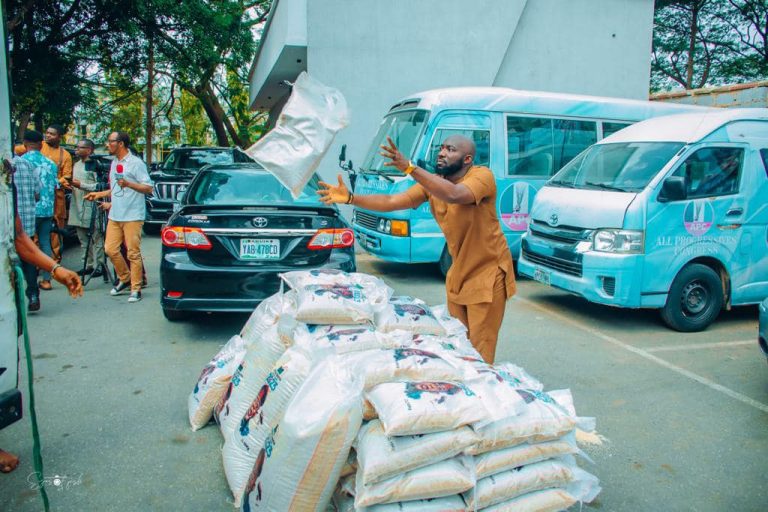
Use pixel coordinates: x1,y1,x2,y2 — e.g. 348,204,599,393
186,270,601,511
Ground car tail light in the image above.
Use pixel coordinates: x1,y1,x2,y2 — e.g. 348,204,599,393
307,228,355,250
161,226,213,250
166,291,183,299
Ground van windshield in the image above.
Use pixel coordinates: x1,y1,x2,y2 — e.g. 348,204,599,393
361,110,428,174
549,142,684,192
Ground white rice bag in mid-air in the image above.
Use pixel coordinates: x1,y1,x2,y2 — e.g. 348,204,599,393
187,335,247,431
469,389,584,455
243,357,363,512
356,419,479,485
354,456,475,508
244,71,349,198
222,348,313,507
375,296,445,335
464,457,600,510
366,380,490,436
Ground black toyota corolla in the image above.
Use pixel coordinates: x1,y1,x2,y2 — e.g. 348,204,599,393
159,163,356,320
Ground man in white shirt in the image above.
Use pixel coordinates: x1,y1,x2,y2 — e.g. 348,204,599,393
85,131,153,302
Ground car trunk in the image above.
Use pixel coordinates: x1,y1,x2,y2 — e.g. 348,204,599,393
175,204,344,268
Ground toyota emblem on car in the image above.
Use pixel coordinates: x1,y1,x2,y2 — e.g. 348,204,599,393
548,213,559,227
252,217,268,228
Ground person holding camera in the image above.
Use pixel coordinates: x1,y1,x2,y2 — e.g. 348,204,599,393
85,131,152,303
69,139,105,277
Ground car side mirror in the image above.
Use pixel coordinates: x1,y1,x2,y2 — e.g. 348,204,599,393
175,186,187,202
658,176,687,203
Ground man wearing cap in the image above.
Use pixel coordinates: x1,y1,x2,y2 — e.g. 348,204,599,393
85,131,152,303
318,135,515,363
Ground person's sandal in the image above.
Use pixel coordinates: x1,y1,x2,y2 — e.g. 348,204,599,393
39,280,52,290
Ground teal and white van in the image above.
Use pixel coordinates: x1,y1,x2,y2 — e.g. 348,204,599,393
518,109,768,331
350,87,704,274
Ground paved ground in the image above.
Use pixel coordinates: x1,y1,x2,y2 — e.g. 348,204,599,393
1,236,765,511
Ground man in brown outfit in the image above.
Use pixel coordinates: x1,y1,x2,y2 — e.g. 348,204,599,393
42,123,73,262
318,135,515,363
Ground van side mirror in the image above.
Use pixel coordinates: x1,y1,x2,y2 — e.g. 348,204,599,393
658,176,687,203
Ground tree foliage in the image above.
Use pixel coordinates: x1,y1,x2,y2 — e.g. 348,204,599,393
652,0,768,91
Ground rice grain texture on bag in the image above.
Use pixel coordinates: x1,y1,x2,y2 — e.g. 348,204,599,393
464,457,593,510
242,358,363,512
222,348,313,507
375,296,446,335
187,334,247,431
215,324,288,439
363,495,468,511
474,435,581,479
240,293,286,345
367,380,490,436
305,324,386,354
354,456,475,508
356,419,479,485
479,488,577,512
469,389,579,455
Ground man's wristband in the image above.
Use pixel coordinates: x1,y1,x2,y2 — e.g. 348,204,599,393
404,161,417,175
345,192,355,205
50,263,62,276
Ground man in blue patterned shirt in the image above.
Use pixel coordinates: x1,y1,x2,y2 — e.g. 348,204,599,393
11,145,41,309
21,130,59,292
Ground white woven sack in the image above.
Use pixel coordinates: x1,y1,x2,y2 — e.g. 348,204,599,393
469,389,583,455
187,335,247,431
474,433,582,479
240,293,287,346
244,71,349,198
464,456,600,510
346,347,476,391
356,419,479,485
364,495,467,511
354,456,474,508
243,357,363,512
302,323,387,354
400,332,483,360
480,488,577,512
222,348,313,507
431,304,468,336
375,296,446,335
214,324,287,439
366,380,490,436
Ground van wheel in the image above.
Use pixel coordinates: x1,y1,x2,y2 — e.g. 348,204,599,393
162,308,188,322
661,264,723,332
438,247,452,277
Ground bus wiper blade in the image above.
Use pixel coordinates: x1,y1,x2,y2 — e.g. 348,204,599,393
548,180,577,188
360,168,394,183
584,181,628,192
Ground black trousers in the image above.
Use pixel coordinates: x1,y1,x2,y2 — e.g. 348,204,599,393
21,259,39,300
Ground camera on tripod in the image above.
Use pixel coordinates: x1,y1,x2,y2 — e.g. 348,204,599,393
84,159,109,192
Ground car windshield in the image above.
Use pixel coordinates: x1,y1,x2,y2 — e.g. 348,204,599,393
549,142,684,192
361,110,428,174
186,168,322,206
163,149,234,174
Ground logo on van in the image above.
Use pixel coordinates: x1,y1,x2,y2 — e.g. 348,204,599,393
500,182,534,231
683,200,714,236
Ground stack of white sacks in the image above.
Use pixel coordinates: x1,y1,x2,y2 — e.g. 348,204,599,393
187,270,601,511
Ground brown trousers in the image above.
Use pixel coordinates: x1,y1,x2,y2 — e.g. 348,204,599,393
51,190,67,261
447,269,507,364
105,220,144,292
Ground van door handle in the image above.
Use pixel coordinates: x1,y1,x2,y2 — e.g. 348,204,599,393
726,208,743,216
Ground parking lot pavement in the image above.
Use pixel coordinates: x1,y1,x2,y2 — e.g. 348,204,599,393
1,241,765,511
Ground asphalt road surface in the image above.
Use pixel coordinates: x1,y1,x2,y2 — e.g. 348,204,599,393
1,236,765,511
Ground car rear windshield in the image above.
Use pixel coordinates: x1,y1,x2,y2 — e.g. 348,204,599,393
164,149,234,173
187,169,322,206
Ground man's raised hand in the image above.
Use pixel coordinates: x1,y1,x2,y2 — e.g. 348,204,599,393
317,174,351,204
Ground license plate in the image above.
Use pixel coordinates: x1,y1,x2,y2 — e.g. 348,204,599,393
533,268,551,286
240,238,280,260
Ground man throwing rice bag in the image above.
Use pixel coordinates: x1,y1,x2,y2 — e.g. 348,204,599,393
318,135,515,362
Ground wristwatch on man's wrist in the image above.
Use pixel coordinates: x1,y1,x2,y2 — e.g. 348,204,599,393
404,161,417,175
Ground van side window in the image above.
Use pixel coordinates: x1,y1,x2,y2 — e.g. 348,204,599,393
760,149,768,178
426,129,491,169
602,121,633,138
506,116,597,176
674,147,743,198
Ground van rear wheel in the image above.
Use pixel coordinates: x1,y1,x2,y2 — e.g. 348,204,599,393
661,264,723,332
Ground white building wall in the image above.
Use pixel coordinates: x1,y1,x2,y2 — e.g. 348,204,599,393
251,0,655,189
